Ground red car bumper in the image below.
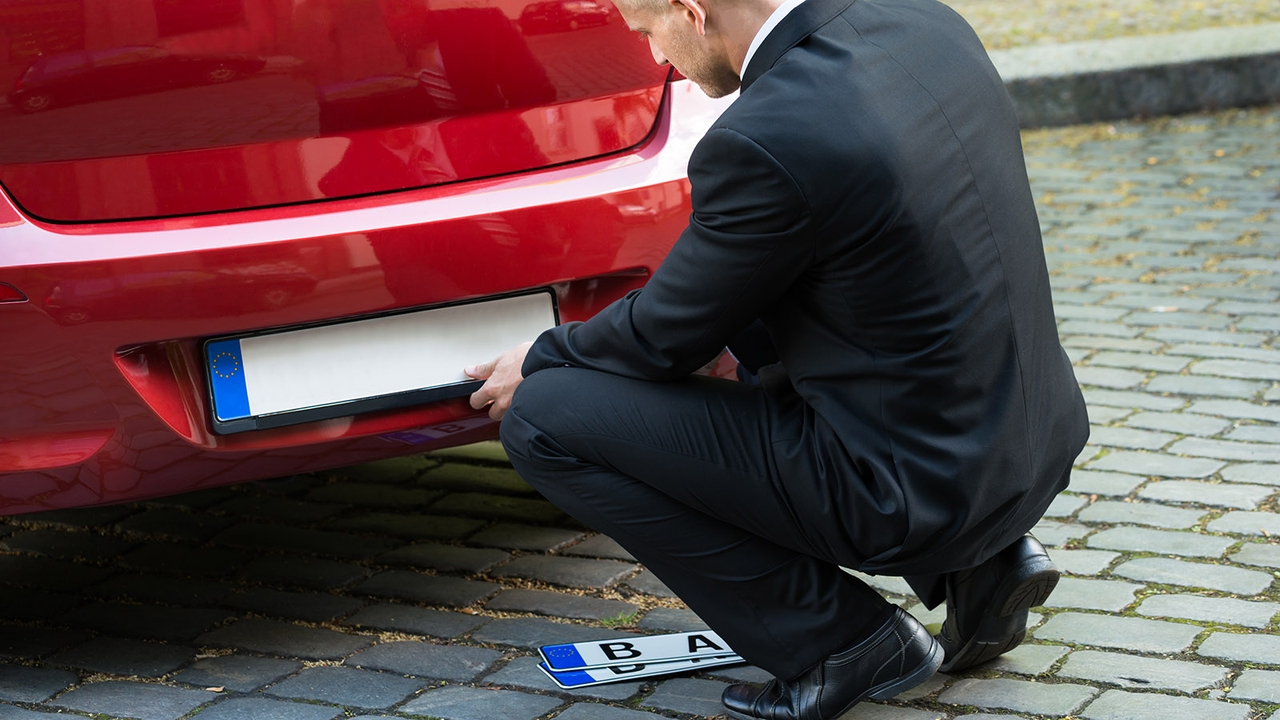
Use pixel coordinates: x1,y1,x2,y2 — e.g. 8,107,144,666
0,81,731,514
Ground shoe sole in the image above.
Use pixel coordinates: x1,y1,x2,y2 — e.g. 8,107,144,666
937,552,1058,674
722,637,944,720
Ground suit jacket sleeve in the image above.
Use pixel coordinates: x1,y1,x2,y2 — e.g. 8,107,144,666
522,127,814,380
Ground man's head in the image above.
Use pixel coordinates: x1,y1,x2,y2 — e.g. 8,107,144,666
613,0,776,98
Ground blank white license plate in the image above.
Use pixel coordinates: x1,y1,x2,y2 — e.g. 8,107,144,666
204,290,557,434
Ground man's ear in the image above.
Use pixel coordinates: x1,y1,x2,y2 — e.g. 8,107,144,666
669,0,708,36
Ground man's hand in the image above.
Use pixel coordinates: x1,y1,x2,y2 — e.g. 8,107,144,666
466,341,534,421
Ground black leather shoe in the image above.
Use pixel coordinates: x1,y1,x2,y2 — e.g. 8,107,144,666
936,534,1058,673
721,607,942,720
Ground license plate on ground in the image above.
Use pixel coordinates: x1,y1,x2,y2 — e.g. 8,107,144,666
204,290,557,434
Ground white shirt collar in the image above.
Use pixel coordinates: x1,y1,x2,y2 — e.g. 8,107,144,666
741,0,808,79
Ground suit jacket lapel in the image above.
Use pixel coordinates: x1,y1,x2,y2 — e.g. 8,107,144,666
740,0,858,91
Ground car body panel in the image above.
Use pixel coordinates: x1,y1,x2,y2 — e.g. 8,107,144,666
0,82,735,514
0,0,668,222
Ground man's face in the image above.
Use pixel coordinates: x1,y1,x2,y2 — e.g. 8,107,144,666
616,0,740,98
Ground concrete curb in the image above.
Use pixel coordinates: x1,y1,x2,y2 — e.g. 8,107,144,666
990,23,1280,128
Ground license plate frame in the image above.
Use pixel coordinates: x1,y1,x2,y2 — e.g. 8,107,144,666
203,289,558,435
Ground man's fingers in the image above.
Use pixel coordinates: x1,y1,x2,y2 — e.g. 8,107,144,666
469,380,495,410
465,358,497,380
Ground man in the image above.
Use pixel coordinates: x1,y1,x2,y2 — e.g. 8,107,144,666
466,0,1088,717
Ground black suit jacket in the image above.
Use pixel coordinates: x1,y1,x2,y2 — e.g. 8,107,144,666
522,0,1088,575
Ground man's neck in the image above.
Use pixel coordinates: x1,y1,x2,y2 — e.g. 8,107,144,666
722,0,787,77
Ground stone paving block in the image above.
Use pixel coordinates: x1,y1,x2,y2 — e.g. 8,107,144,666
1085,451,1224,478
172,655,303,692
0,625,88,660
1198,632,1280,664
210,495,345,523
470,618,633,649
143,486,238,510
0,555,114,592
1086,406,1133,424
986,644,1070,676
419,463,535,494
468,523,585,551
305,483,443,508
562,534,637,561
1193,360,1280,382
489,555,636,589
431,493,565,523
356,571,500,607
1044,494,1088,518
1086,526,1232,558
1061,334,1162,352
937,678,1097,716
1079,689,1250,720
0,663,76,703
224,588,364,623
1166,344,1280,363
638,608,710,632
1075,367,1147,389
114,507,232,540
1226,668,1280,703
641,678,731,718
237,555,369,590
212,524,397,560
1228,425,1280,443
1208,511,1280,537
1081,389,1185,411
1171,438,1280,462
1089,351,1192,372
1048,549,1120,575
1068,470,1145,497
551,705,667,720
399,685,563,720
1114,557,1273,594
343,604,488,638
847,571,914,596
1057,649,1228,692
0,590,76,623
1217,464,1280,487
346,640,502,682
428,441,509,463
1127,311,1232,329
1140,480,1275,509
1146,328,1269,347
1076,500,1207,529
842,706,943,719
1087,426,1176,450
21,505,137,527
482,656,645,701
0,705,71,719
486,589,639,621
1031,520,1091,547
377,543,510,573
188,697,343,720
1043,577,1141,611
1138,594,1280,629
265,666,425,710
625,569,677,597
197,618,372,660
1147,374,1267,398
50,681,217,720
1230,543,1280,568
1,528,135,562
1056,305,1130,321
1034,613,1200,653
328,513,486,541
1076,445,1103,465
119,543,251,578
1188,400,1280,423
50,636,195,677
1059,321,1145,338
88,573,231,607
59,602,232,642
1124,411,1232,437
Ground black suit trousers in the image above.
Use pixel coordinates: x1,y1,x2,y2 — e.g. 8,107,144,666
501,366,945,680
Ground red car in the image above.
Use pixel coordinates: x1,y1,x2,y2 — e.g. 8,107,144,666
0,0,731,514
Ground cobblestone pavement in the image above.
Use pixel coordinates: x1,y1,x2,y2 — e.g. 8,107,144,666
944,0,1280,50
1,104,1279,719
